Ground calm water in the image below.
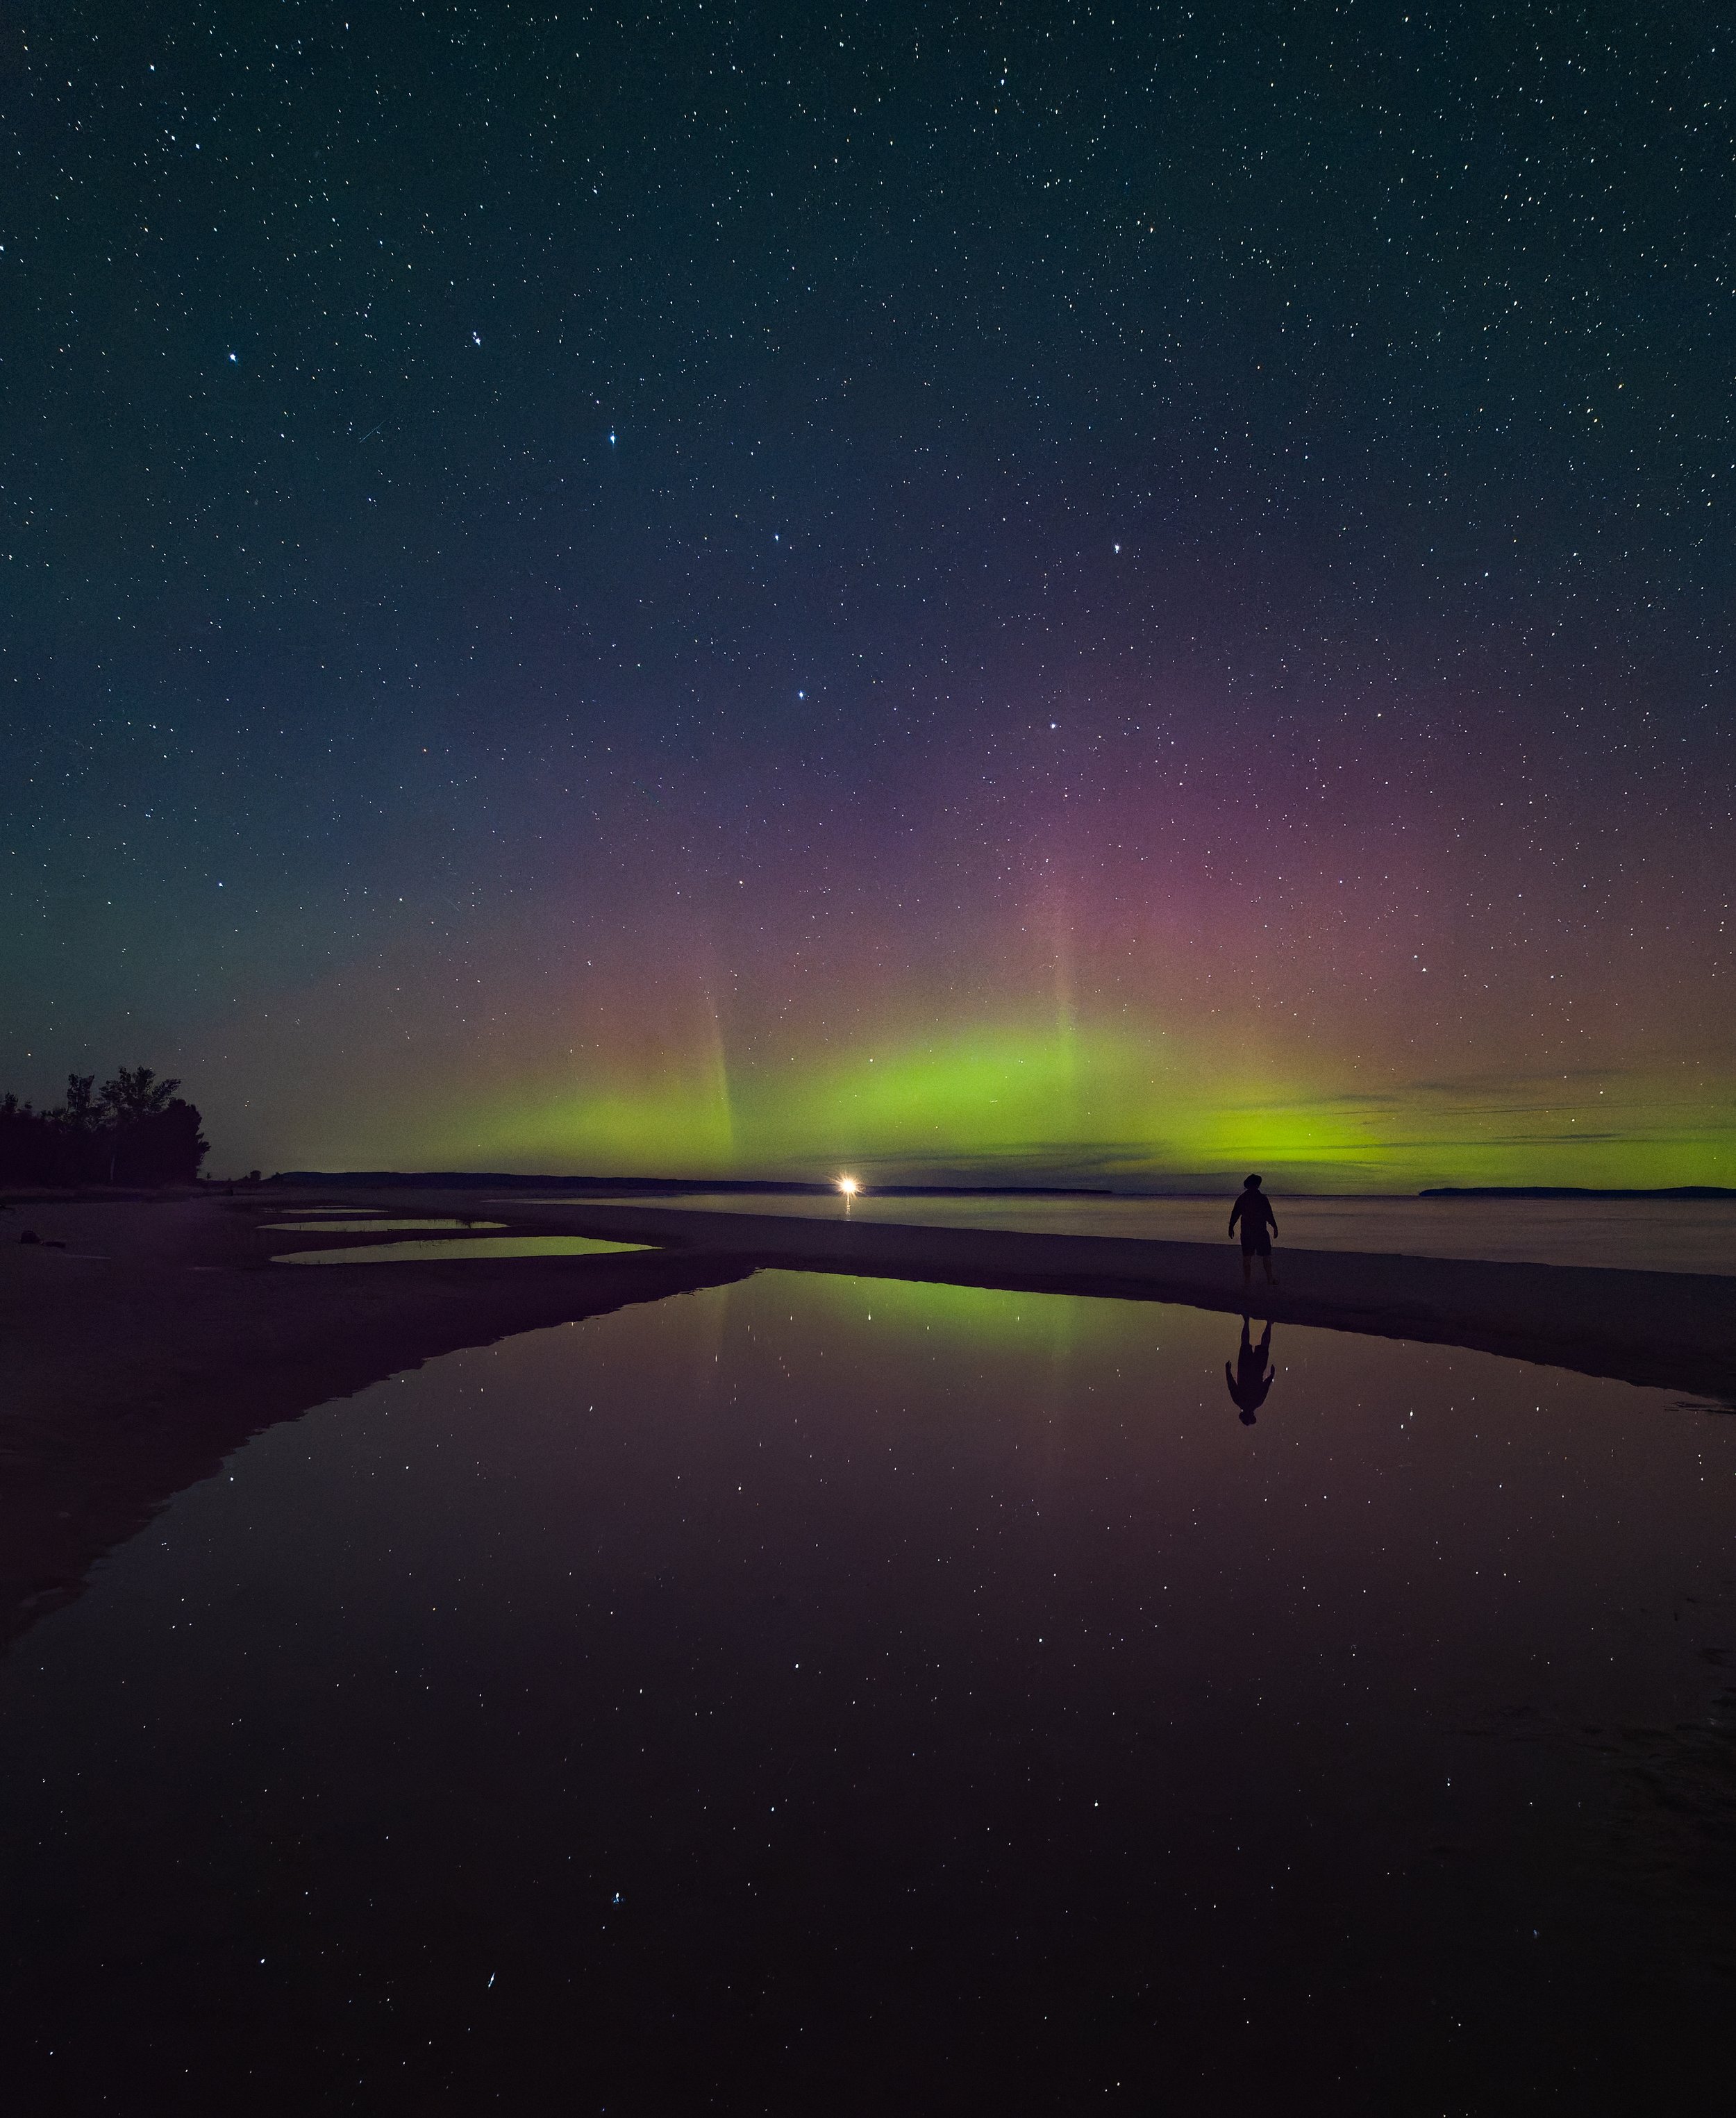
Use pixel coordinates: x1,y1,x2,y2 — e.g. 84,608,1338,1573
2,1273,1731,2112
534,1190,1736,1274
277,1235,650,1264
263,1219,510,1234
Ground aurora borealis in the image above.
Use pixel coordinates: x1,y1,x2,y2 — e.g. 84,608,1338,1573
6,3,1732,1187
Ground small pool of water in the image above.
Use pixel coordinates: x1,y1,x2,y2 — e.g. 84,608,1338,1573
262,1219,510,1234
275,1235,651,1264
1,1274,1730,2111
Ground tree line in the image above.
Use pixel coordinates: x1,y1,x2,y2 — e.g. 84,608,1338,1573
0,1066,210,1186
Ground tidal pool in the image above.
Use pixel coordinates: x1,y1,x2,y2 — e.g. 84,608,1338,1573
276,1234,649,1263
262,1218,511,1234
1,1274,1730,2113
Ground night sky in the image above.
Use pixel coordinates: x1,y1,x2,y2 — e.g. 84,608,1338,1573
6,1,1732,1186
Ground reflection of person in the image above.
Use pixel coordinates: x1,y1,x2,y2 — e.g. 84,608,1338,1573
1228,1173,1278,1288
1226,1318,1275,1425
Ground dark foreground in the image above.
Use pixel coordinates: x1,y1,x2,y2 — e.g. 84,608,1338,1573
1,1198,1732,2113
1,1268,1732,2115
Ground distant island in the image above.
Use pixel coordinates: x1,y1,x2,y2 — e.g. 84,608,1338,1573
1419,1186,1736,1201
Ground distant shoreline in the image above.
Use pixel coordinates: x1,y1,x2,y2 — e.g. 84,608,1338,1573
267,1172,1736,1203
1418,1185,1736,1201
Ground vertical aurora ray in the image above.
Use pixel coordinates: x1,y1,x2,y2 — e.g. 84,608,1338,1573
199,799,1736,1187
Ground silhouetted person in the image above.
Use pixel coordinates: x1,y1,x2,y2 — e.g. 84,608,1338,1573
1228,1172,1278,1287
1226,1317,1275,1425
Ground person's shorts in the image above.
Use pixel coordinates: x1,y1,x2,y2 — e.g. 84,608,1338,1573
1240,1229,1272,1258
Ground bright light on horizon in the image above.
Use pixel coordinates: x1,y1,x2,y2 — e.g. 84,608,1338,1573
837,1174,860,1212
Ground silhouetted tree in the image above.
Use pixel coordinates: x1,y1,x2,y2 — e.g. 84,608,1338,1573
51,1073,107,1183
98,1066,177,1126
0,1094,60,1185
112,1097,209,1184
97,1067,187,1182
0,1064,210,1187
60,1074,100,1133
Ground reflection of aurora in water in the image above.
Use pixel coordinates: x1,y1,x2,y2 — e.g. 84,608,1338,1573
263,1219,509,1234
2,1272,1732,2108
276,1235,649,1265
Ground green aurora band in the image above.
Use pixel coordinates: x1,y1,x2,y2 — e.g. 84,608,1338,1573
374,1018,1732,1191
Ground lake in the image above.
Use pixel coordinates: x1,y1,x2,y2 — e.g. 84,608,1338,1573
1,1270,1730,2112
524,1190,1736,1273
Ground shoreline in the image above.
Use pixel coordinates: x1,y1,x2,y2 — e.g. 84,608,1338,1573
0,1198,749,1651
3,1190,1732,1656
416,1192,1736,1408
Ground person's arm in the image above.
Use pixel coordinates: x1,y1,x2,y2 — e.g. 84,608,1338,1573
1265,1198,1278,1233
1228,1196,1243,1235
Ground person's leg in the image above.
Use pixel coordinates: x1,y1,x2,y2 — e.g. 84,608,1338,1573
1242,1251,1253,1287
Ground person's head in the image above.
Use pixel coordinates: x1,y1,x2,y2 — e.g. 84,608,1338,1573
1243,1173,1262,1191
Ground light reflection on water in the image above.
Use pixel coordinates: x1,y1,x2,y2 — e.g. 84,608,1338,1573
0,1271,1730,2110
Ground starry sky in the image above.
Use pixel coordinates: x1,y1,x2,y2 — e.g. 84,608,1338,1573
6,1,1733,1187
